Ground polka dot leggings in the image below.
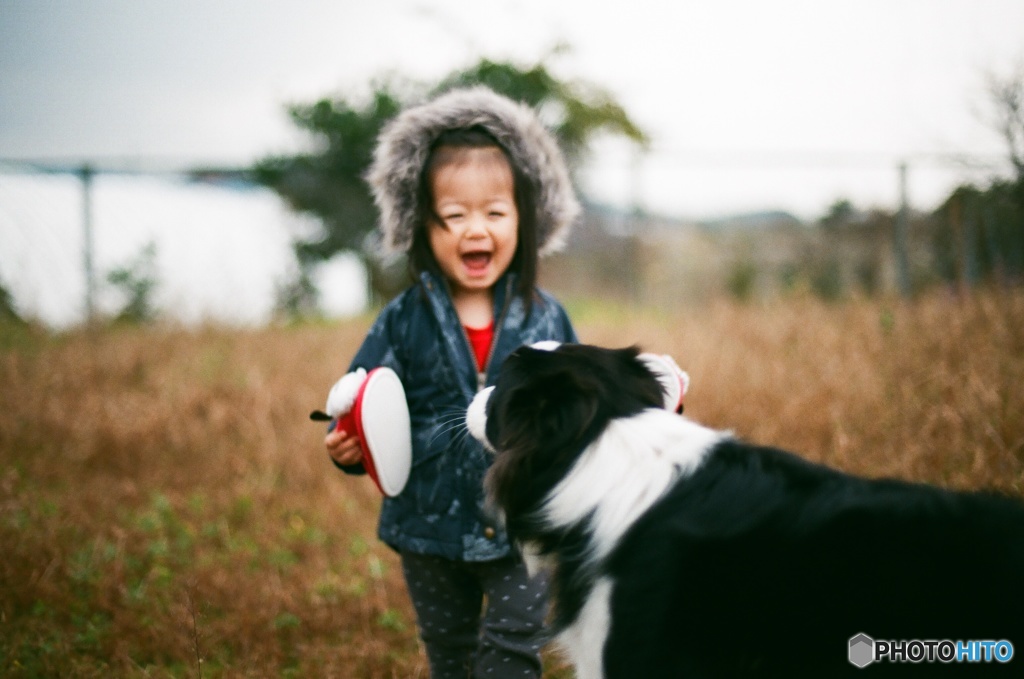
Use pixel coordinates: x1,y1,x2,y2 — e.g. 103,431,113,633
400,552,548,679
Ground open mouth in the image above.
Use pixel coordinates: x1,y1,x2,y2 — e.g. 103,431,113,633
461,251,492,273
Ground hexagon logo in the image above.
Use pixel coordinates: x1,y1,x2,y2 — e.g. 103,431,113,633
849,633,875,668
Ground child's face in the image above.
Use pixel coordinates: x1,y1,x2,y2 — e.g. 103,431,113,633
428,147,519,299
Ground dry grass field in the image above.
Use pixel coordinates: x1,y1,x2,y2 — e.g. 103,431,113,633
2,288,1023,677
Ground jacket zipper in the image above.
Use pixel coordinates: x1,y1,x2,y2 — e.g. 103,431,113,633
467,276,513,392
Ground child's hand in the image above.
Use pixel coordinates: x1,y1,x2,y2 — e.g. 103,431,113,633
326,428,364,466
321,368,370,467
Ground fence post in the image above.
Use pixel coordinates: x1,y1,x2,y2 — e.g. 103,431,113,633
894,162,912,296
79,164,96,322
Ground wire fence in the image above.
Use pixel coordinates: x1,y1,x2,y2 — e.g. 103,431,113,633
0,148,1015,327
0,165,322,327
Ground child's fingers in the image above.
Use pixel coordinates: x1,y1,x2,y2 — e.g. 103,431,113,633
334,444,363,466
325,431,363,466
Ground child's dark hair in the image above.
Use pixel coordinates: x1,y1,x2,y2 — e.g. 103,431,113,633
409,126,539,311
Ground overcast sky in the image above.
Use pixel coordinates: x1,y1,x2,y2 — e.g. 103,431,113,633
2,0,1023,219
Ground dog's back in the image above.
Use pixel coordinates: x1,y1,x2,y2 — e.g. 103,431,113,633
603,440,1024,677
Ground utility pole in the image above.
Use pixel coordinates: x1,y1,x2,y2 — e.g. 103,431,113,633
628,145,644,303
894,162,911,297
80,164,96,322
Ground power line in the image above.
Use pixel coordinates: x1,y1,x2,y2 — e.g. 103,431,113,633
641,146,1009,171
0,156,251,178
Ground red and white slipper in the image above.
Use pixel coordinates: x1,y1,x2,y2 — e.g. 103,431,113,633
311,367,412,497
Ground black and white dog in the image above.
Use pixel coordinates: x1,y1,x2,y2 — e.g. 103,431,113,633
466,343,1024,678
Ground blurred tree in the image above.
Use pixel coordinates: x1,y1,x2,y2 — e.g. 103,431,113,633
254,56,648,311
818,199,857,230
726,257,757,302
253,87,404,264
434,56,648,165
930,66,1024,289
0,277,22,323
986,65,1024,192
933,181,1023,286
106,242,159,323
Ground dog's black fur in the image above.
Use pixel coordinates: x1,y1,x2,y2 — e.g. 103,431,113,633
471,343,1024,678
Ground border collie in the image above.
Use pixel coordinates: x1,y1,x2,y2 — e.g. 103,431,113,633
466,343,1024,678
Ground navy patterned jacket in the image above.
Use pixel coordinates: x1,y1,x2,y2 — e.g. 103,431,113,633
338,270,577,561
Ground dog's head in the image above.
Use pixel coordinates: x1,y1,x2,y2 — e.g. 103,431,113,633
467,342,666,519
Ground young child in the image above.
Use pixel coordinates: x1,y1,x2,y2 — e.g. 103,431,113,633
323,87,580,678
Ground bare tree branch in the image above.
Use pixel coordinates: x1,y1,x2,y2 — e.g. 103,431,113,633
986,64,1024,179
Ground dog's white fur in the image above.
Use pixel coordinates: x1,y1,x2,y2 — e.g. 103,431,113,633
549,410,723,679
542,409,722,566
560,577,613,679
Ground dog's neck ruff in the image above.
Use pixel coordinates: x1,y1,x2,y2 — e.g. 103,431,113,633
539,408,725,565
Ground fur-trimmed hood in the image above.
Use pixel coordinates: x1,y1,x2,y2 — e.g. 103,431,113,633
366,87,580,256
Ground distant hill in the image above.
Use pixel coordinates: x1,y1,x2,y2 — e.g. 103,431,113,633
580,201,805,235
698,210,805,231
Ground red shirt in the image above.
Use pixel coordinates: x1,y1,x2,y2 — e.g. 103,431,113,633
464,322,495,371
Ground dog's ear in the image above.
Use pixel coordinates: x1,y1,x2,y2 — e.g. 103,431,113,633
486,365,601,516
534,370,600,448
495,365,599,455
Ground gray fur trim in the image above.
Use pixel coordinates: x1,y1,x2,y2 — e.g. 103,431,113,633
366,87,580,256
